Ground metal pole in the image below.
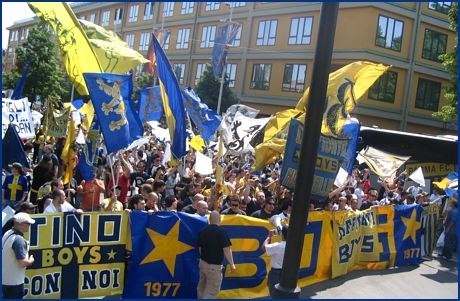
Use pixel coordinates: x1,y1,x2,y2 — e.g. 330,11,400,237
70,84,75,102
273,2,339,299
216,3,233,115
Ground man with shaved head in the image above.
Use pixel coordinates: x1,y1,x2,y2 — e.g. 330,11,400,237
196,201,209,217
182,194,205,214
197,211,236,299
145,192,160,212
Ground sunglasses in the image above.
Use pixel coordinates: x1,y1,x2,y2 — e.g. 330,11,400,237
230,204,239,207
267,203,275,206
370,194,378,197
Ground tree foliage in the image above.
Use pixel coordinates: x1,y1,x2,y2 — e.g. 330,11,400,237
194,63,239,114
433,2,458,122
132,72,155,101
2,21,70,105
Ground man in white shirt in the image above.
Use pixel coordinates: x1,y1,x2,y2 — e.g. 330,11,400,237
44,190,83,214
262,224,289,298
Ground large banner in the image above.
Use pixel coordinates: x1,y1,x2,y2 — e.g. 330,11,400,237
124,205,431,299
2,97,35,139
43,104,71,138
19,206,436,299
23,212,128,299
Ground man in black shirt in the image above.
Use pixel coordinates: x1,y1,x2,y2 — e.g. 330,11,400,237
197,211,236,299
251,198,276,220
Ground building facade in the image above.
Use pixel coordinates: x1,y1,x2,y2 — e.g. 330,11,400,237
5,2,458,135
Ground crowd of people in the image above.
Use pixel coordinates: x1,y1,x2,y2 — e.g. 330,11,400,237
2,123,458,299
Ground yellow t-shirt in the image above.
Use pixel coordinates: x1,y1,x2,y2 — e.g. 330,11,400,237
101,198,123,211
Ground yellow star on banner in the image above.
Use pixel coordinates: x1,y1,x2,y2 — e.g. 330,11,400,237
107,249,117,260
401,208,421,244
140,220,194,277
295,149,300,160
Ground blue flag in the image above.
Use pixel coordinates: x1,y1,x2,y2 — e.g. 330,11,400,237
2,124,31,173
280,118,355,202
182,87,222,141
138,86,164,123
77,115,100,181
342,122,361,174
153,34,187,159
83,72,143,154
123,211,208,299
11,57,32,100
393,205,423,265
212,23,241,76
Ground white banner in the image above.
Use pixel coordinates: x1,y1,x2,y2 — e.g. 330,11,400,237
2,97,35,139
225,112,270,155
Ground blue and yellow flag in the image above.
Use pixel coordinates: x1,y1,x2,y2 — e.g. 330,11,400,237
433,172,458,196
77,115,100,181
28,2,103,96
393,205,423,266
83,73,143,154
138,86,164,123
153,34,187,159
123,211,207,299
182,87,222,141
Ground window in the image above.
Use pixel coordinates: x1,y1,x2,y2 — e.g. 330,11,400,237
250,64,272,90
415,78,441,111
8,48,12,58
368,71,398,103
375,15,404,52
226,63,238,88
129,5,139,22
288,17,313,45
9,31,14,41
20,29,25,40
230,23,242,47
136,64,144,75
195,63,207,85
176,28,190,49
205,2,220,11
164,34,170,50
114,8,123,25
181,2,194,15
25,28,29,39
139,33,151,51
173,63,186,85
14,31,18,41
125,34,135,49
200,25,217,48
164,2,175,17
256,20,278,46
144,2,154,20
282,64,307,92
232,2,246,8
428,2,451,14
90,14,96,23
422,29,447,62
102,10,110,26
80,15,86,20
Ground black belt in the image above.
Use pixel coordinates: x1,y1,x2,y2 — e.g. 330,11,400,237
271,268,282,271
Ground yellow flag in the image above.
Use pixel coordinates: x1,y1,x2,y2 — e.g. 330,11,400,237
215,132,225,185
189,135,205,152
263,108,303,142
28,2,103,96
296,61,389,137
61,118,77,185
79,20,150,74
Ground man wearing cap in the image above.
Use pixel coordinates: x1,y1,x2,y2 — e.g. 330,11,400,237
101,186,124,211
2,163,29,211
262,224,289,298
2,213,35,299
2,202,37,236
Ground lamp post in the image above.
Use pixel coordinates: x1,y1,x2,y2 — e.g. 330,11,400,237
216,2,234,115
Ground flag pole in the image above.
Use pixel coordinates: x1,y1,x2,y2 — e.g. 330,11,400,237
216,3,234,115
70,84,75,102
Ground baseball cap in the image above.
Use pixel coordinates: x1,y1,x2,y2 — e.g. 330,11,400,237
19,202,37,211
13,212,36,224
8,162,23,170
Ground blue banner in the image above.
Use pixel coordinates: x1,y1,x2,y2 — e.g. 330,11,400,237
138,86,164,123
11,57,32,100
83,72,143,154
393,205,424,266
182,87,222,141
123,211,208,299
280,118,358,202
77,115,101,181
2,123,31,172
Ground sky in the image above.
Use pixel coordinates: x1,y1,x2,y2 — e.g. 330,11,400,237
2,2,36,49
